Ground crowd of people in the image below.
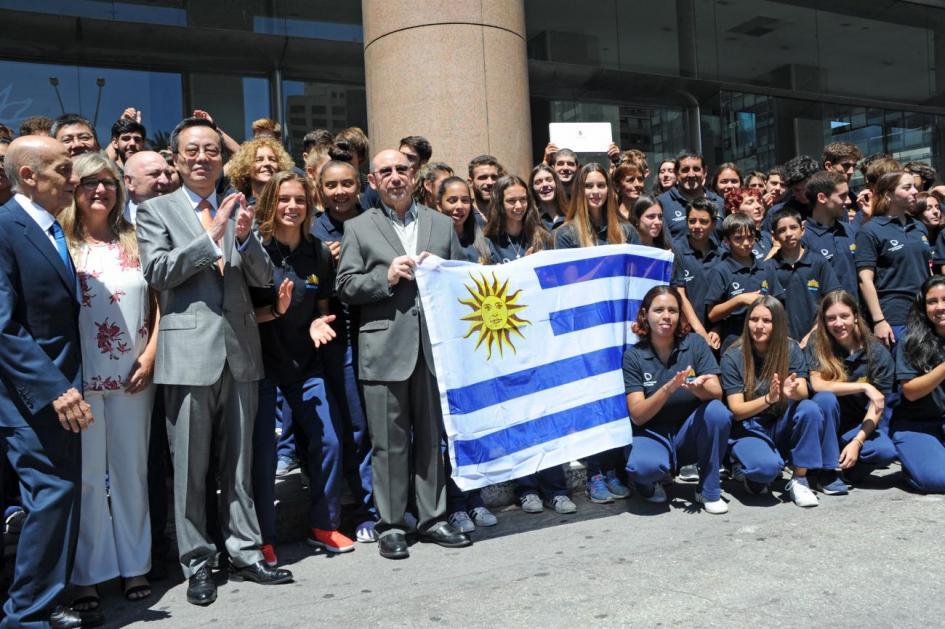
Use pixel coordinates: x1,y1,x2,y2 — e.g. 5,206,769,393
2,107,945,628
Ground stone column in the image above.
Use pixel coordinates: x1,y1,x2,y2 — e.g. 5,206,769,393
362,0,532,179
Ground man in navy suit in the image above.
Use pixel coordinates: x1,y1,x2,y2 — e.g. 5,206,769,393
0,135,100,628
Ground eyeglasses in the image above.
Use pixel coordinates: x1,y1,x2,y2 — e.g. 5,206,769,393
180,145,221,159
79,178,119,191
374,164,411,178
59,133,95,145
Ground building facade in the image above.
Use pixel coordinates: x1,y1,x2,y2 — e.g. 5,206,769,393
2,0,944,182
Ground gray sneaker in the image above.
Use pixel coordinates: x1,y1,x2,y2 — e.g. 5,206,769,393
547,495,577,514
519,493,544,513
448,510,475,533
469,506,498,527
677,464,700,482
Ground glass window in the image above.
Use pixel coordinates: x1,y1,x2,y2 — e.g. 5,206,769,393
188,74,270,145
525,0,620,68
0,59,182,149
281,80,367,161
0,0,186,25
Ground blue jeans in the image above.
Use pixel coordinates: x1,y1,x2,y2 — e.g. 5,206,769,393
442,444,485,513
891,419,945,493
253,373,342,543
625,400,732,501
514,465,569,500
319,341,376,522
729,399,827,484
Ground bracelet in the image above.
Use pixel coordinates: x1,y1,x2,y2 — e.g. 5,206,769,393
853,437,866,447
873,318,886,325
270,304,283,319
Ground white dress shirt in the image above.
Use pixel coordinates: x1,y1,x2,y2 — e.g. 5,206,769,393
15,193,57,247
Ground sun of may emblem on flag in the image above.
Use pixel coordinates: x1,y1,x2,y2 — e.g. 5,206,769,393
458,271,530,360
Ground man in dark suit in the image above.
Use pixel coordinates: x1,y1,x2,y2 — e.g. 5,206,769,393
336,149,472,559
136,118,291,606
0,135,101,628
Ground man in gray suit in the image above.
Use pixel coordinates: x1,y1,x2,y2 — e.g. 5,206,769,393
336,149,472,559
136,117,292,606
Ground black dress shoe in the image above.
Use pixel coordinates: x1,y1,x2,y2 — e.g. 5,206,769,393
187,565,217,606
418,522,472,548
49,605,104,629
377,532,409,559
229,560,293,584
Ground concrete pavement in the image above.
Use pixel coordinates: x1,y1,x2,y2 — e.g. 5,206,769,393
96,464,944,628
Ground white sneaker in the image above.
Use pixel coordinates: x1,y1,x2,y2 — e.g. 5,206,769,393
469,507,497,527
785,476,819,508
519,493,544,513
448,510,475,533
547,495,577,514
695,492,729,514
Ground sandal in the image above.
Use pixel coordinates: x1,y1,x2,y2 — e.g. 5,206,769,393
123,575,151,602
72,585,100,611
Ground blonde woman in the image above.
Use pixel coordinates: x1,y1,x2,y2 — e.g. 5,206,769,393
227,136,294,203
60,152,157,609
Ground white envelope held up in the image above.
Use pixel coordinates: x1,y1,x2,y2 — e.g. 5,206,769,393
548,122,613,154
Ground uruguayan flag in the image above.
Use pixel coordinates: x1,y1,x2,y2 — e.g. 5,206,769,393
415,244,674,491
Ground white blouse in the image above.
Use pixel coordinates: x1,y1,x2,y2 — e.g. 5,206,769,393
76,241,151,392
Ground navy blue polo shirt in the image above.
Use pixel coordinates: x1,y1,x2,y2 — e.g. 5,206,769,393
933,230,945,271
623,333,721,431
704,251,786,351
767,248,841,341
657,187,725,240
806,340,894,429
311,208,362,346
541,212,565,232
854,215,933,326
554,221,638,249
251,237,334,385
458,231,484,263
801,217,858,298
487,232,535,264
671,235,722,327
721,340,808,422
892,341,945,422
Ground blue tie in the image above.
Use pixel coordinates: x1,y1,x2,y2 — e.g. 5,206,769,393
48,221,75,281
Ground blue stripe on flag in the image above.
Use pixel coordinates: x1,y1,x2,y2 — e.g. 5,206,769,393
446,346,623,416
452,394,629,467
549,298,644,335
533,253,672,289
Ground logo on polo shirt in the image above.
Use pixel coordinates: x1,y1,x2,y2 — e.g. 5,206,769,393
820,248,833,259
643,372,657,387
761,279,769,294
305,274,320,290
683,268,693,282
850,243,856,252
730,281,743,296
807,279,820,292
888,239,903,252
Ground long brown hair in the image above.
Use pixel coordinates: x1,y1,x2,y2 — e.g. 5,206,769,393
810,290,874,382
564,163,625,247
60,152,137,262
484,175,551,253
735,295,790,409
871,171,910,217
255,171,315,242
529,163,568,218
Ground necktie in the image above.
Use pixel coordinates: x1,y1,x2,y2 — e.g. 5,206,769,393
48,221,75,282
197,199,224,274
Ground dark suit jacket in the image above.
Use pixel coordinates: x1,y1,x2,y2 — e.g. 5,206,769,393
0,199,81,427
336,204,463,382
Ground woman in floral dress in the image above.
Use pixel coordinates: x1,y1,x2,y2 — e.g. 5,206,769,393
60,152,157,609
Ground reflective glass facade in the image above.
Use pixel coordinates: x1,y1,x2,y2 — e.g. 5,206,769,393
1,0,944,176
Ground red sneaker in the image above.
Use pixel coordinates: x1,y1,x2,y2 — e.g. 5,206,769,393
260,543,278,567
307,528,355,553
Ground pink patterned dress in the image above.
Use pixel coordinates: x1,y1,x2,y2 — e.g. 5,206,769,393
76,241,151,391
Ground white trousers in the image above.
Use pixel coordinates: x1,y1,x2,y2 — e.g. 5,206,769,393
71,386,154,585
